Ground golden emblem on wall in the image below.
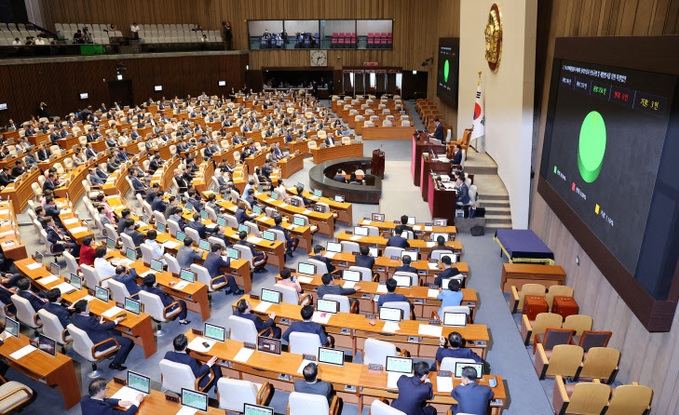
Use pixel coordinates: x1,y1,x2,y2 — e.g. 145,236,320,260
484,3,502,72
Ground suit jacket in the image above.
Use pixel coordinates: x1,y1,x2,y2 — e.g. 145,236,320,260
43,178,56,192
70,313,119,344
0,173,11,187
433,123,444,140
44,302,72,328
164,350,211,379
391,375,434,415
174,175,188,190
317,284,355,299
117,217,128,234
377,293,411,309
282,320,328,345
18,290,46,311
434,268,460,287
395,265,418,274
151,198,167,213
188,198,203,212
89,173,105,185
456,183,470,205
355,255,374,270
188,220,208,240
123,228,145,247
141,285,174,307
311,255,335,273
293,379,333,403
435,346,484,365
235,208,254,224
10,166,24,178
130,176,146,193
451,382,494,414
451,151,462,166
333,175,347,183
80,396,139,415
203,251,230,279
387,235,410,249
234,310,275,333
85,148,97,159
112,269,141,295
96,169,108,179
324,137,334,147
177,246,202,269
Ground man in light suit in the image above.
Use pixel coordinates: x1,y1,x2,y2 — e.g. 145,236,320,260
80,377,143,415
164,334,220,391
450,366,494,415
391,361,437,415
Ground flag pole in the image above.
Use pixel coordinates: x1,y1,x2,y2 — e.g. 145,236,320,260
478,70,482,85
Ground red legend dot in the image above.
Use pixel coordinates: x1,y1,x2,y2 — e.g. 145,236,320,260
572,182,576,191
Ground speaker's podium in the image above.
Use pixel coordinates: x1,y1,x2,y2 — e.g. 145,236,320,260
372,149,385,178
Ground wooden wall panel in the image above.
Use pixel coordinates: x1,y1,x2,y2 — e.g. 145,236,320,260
0,54,246,124
531,0,679,412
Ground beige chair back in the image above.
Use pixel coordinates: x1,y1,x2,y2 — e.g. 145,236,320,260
546,344,583,378
605,384,653,415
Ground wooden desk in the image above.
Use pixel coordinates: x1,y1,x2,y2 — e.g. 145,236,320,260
287,138,323,156
107,380,224,414
412,137,447,187
244,150,268,173
335,232,462,260
239,294,489,360
184,332,505,414
0,334,80,409
286,186,353,226
311,142,364,164
361,125,416,140
0,200,27,261
278,153,304,179
254,192,335,238
428,174,457,226
500,264,566,293
358,219,456,240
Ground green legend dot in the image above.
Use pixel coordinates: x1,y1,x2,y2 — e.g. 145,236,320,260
578,111,606,183
554,165,557,174
444,60,450,83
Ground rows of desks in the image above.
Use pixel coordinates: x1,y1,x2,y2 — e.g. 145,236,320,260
310,142,364,164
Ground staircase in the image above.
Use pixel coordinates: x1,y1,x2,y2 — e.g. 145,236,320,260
464,148,512,231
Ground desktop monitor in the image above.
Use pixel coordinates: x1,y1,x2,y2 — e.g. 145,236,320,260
401,251,418,262
34,251,43,265
257,336,281,355
443,312,467,327
262,230,275,241
157,222,166,233
371,213,385,222
180,388,208,413
252,205,263,215
454,362,483,380
238,224,249,234
106,237,117,250
392,275,412,288
386,356,413,374
407,216,416,225
49,262,60,276
124,298,141,315
150,259,163,272
141,215,150,224
293,217,305,227
176,231,186,242
297,262,316,276
314,190,323,197
433,218,448,227
37,333,57,357
4,317,19,338
313,205,324,213
342,270,361,282
271,192,279,200
69,274,82,290
379,306,403,322
354,226,368,237
185,204,193,212
244,404,274,415
216,217,227,227
95,286,109,302
204,323,226,342
318,347,344,366
200,210,208,220
127,371,151,395
198,239,210,251
334,195,345,203
180,269,196,283
261,288,281,304
226,247,240,259
317,299,339,314
326,242,342,253
431,233,449,243
369,247,379,257
126,248,137,260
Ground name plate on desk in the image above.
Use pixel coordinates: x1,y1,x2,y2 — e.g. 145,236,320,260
466,301,476,307
191,328,203,336
165,394,179,403
368,364,383,373
438,371,452,377
250,294,260,300
113,376,126,386
243,342,256,350
428,320,441,326
302,354,316,361
365,314,377,320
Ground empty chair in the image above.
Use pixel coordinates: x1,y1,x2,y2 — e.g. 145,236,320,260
604,383,653,415
521,312,563,345
216,379,273,412
138,291,181,336
62,251,80,276
575,347,620,383
552,375,611,415
438,305,471,323
10,295,42,334
37,309,71,351
274,283,311,306
120,233,136,254
0,376,34,413
164,253,181,276
393,271,419,287
562,314,593,339
510,283,546,313
289,332,322,356
159,359,213,394
535,344,584,380
370,399,406,415
383,246,404,258
362,338,399,366
430,250,455,262
288,391,339,415
533,327,575,354
67,323,120,378
341,241,360,253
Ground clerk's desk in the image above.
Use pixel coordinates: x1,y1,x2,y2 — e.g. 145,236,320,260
283,272,478,321
285,186,353,226
0,332,81,409
183,332,506,414
254,191,336,238
357,218,457,240
106,380,224,414
14,257,157,359
208,192,313,253
318,250,471,285
335,232,462,261
237,295,489,360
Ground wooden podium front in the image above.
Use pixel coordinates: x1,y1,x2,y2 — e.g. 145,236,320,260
371,149,385,178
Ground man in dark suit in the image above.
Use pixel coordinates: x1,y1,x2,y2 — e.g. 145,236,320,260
434,257,462,287
291,184,312,206
387,233,410,249
451,144,463,165
43,172,57,192
271,215,298,257
44,288,74,329
282,305,333,347
88,167,105,186
355,245,375,271
16,278,46,311
10,160,25,179
455,175,471,206
144,184,159,204
377,278,412,309
428,118,444,141
395,256,417,274
70,299,133,370
391,361,437,415
44,216,80,256
188,213,210,239
129,169,147,197
323,135,335,147
0,167,11,187
164,334,220,390
123,219,145,249
141,274,189,324
236,231,267,272
117,209,132,234
112,266,141,296
203,245,243,295
151,191,167,213
311,245,335,273
332,171,347,183
294,362,334,404
317,273,360,300
149,155,163,172
80,377,143,415
435,331,484,370
187,190,204,212
233,299,281,338
450,366,494,415
174,171,188,194
395,215,416,239
430,235,454,255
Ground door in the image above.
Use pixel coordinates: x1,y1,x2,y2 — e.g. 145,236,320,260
107,80,133,107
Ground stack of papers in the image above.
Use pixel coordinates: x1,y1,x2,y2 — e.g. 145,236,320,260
424,226,433,232
247,236,263,244
387,372,405,389
349,235,362,241
343,281,355,289
428,288,439,298
323,252,336,259
69,226,88,234
302,209,312,215
296,276,313,284
173,281,190,290
162,241,180,249
376,285,388,294
111,386,148,406
54,282,76,294
62,218,79,225
437,376,454,392
26,262,42,271
176,407,197,415
428,263,441,270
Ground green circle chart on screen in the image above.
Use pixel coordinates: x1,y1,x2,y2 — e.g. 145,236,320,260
578,110,607,183
444,60,450,83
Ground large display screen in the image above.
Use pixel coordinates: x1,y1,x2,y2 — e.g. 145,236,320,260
436,38,459,107
541,60,675,276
